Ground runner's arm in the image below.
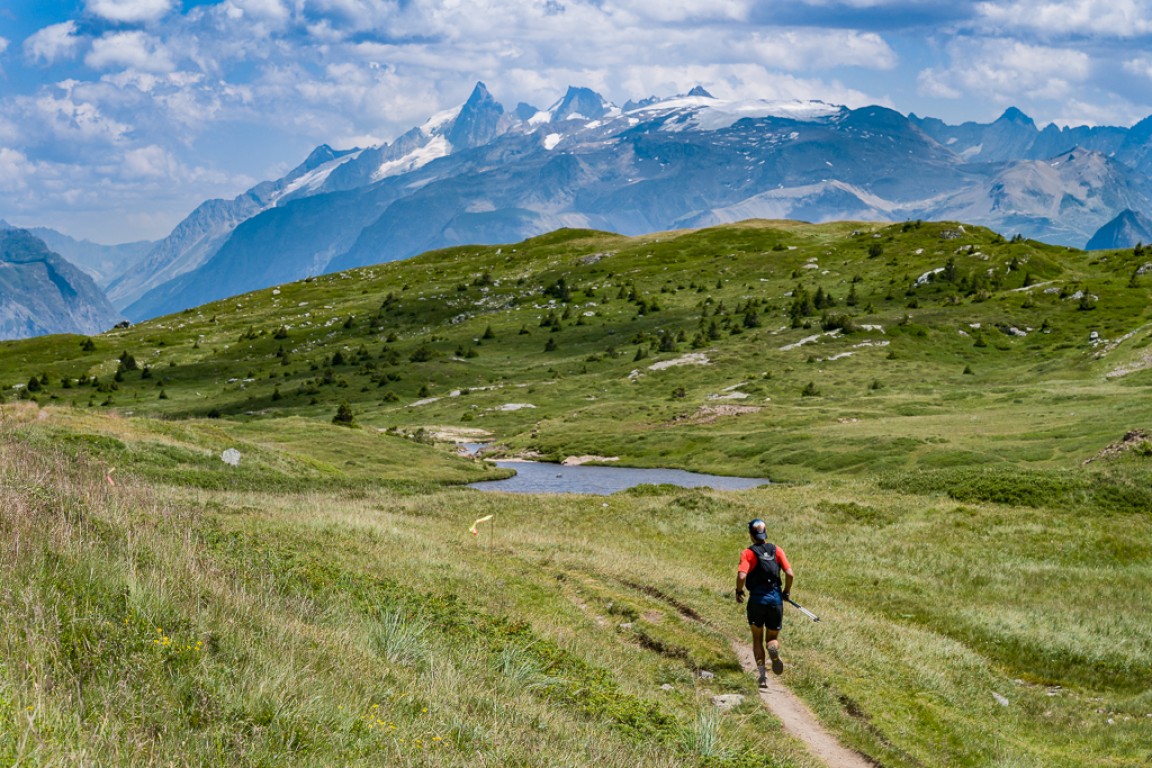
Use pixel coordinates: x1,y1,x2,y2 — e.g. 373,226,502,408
735,548,755,602
777,547,795,599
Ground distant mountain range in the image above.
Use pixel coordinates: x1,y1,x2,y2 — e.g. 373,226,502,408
0,227,123,340
0,219,151,289
7,83,1152,332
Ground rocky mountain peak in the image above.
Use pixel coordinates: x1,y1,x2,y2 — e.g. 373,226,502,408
553,86,609,122
996,106,1036,128
1086,208,1152,250
447,81,505,149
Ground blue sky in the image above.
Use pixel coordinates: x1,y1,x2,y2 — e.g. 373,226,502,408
2,1,1151,243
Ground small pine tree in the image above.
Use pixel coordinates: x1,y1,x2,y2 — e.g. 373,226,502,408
544,337,558,352
332,402,355,426
801,382,820,397
482,324,496,340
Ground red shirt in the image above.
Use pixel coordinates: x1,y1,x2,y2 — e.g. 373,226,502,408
738,545,791,575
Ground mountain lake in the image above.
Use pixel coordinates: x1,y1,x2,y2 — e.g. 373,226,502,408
464,447,770,495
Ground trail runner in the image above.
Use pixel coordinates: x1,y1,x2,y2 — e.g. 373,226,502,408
735,518,795,688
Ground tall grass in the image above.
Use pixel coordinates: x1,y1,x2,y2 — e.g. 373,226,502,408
0,427,809,767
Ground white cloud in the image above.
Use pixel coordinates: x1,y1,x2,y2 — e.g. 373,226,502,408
975,1,1152,38
86,31,176,73
219,0,294,33
1124,56,1152,80
123,144,180,178
29,86,134,146
0,37,8,56
24,22,84,65
85,0,177,24
0,148,34,192
741,29,897,71
1051,97,1147,128
916,38,1090,103
600,0,753,23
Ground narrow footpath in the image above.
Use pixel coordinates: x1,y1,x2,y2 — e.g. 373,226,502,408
730,640,875,768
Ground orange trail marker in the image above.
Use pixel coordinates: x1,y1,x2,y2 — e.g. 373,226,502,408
469,514,494,536
105,467,117,486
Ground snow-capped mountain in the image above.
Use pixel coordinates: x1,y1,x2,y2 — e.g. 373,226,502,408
118,83,1152,321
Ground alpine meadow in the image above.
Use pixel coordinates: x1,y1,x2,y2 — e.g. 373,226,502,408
1,219,1150,767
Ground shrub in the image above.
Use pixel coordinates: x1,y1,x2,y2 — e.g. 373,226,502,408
332,402,355,426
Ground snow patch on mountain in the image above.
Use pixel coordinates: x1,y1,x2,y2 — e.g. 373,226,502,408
372,136,451,181
278,151,363,199
632,96,842,132
422,105,463,136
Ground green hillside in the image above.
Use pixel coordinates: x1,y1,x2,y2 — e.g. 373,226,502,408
1,219,1150,766
5,219,1152,479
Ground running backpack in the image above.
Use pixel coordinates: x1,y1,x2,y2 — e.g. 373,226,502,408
746,543,781,591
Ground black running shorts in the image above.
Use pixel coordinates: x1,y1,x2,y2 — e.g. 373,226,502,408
746,599,783,630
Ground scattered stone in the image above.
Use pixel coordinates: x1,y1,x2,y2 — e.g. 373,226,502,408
1084,429,1151,464
562,455,620,466
697,670,715,680
648,353,710,370
710,694,745,710
220,448,241,467
618,622,633,630
660,683,674,691
992,692,1010,707
666,405,761,426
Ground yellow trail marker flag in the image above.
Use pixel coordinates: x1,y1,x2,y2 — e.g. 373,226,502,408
469,514,494,536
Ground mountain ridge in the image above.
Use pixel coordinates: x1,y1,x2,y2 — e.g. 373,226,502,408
12,84,1152,331
0,228,123,340
118,84,1151,323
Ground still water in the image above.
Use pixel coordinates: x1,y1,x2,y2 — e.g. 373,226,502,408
467,459,770,495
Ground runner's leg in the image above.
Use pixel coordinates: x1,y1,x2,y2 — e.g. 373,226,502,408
750,624,765,668
766,628,783,674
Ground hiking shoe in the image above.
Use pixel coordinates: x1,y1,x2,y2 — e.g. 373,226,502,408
758,670,768,688
768,648,784,675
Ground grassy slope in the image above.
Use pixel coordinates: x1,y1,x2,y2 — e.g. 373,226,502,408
1,219,1151,766
2,220,1151,479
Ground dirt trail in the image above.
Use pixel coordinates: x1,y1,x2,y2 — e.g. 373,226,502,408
568,576,874,767
731,640,874,768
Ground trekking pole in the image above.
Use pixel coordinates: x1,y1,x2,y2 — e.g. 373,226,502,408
786,597,820,622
